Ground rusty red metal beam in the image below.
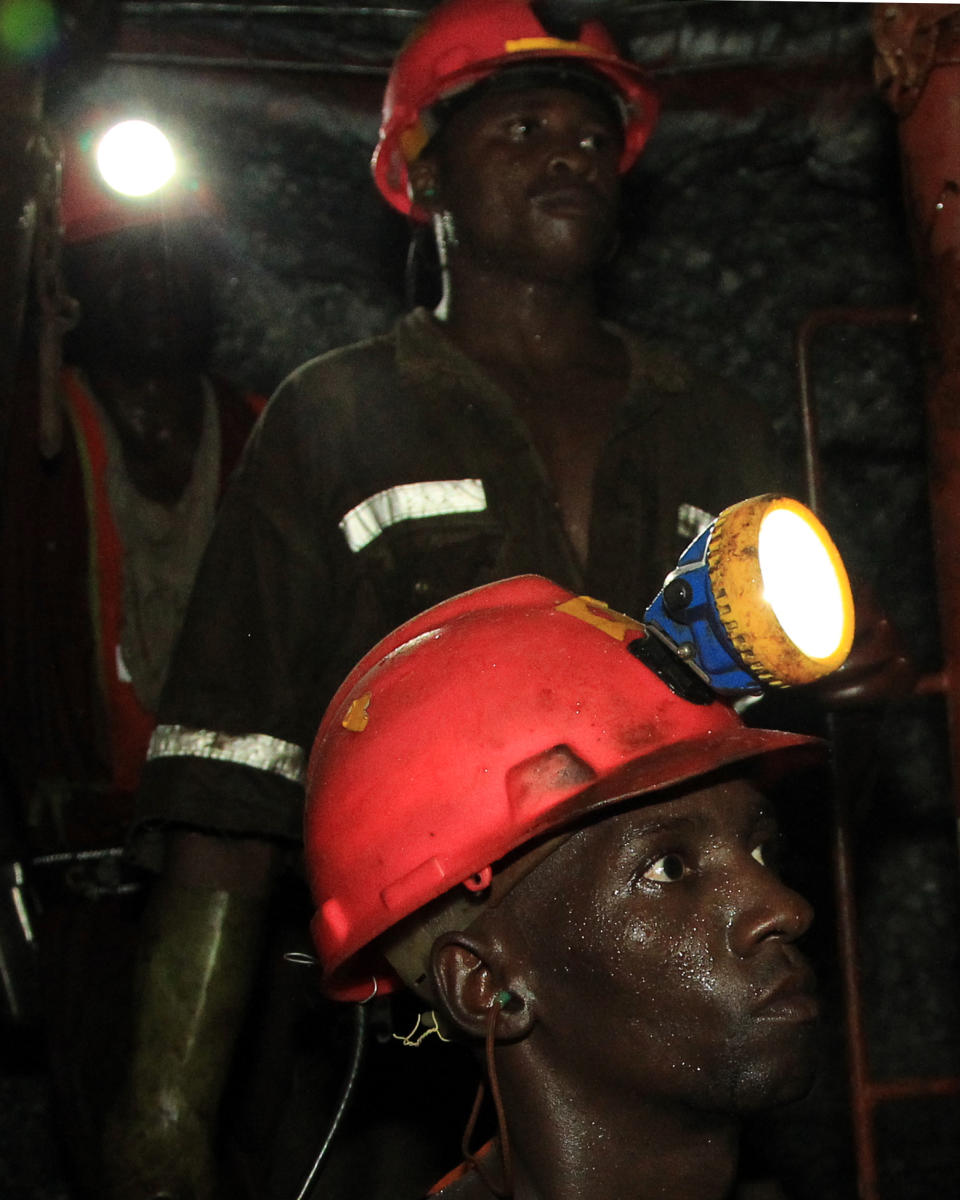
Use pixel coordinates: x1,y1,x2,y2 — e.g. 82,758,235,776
875,3,960,841
784,9,960,1198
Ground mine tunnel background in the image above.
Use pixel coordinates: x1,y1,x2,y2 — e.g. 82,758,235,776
2,2,959,1198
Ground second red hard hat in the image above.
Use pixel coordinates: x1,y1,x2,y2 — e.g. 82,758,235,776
372,0,660,219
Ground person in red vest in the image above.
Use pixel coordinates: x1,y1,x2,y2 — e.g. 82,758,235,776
0,113,264,1198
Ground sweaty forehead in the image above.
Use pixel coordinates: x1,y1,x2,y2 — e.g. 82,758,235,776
504,775,773,903
618,777,774,837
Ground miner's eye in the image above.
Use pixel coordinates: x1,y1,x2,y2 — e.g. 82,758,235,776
643,853,687,883
579,130,613,153
506,117,537,140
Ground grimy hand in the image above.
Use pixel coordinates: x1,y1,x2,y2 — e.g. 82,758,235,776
810,581,917,708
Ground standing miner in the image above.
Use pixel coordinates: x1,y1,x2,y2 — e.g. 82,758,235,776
0,112,262,1197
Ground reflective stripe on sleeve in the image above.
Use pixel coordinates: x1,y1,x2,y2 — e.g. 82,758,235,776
677,502,716,543
147,725,306,785
339,479,487,553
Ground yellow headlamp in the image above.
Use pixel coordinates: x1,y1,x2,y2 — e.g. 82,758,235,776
94,119,177,199
642,494,855,696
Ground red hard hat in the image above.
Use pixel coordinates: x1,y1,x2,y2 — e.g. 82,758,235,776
305,575,821,1001
372,0,659,220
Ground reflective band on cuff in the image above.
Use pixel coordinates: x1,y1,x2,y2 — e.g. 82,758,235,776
339,479,487,553
147,725,306,785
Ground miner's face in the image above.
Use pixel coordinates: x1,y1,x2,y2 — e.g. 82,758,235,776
65,222,215,376
500,776,819,1115
420,82,623,281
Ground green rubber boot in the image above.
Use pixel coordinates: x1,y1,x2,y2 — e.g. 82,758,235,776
102,881,267,1200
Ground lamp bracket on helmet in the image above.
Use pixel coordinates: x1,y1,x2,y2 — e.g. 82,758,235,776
626,625,715,706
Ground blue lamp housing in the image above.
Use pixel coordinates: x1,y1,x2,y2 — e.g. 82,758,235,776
643,521,763,697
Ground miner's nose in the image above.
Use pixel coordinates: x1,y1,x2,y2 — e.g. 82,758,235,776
547,133,598,178
726,864,814,957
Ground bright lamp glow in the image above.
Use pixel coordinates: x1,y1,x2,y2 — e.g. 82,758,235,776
759,507,847,660
95,120,176,198
643,494,855,696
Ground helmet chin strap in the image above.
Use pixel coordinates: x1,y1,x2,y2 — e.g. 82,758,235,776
462,996,516,1198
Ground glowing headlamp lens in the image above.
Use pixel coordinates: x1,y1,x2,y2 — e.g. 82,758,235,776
642,494,855,698
95,120,176,198
707,495,855,687
758,507,848,660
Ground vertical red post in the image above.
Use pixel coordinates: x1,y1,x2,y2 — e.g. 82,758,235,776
875,4,960,840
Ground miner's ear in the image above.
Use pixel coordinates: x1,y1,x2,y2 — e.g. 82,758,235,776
408,155,442,213
430,929,535,1041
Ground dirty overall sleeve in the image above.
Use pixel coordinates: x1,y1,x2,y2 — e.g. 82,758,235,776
106,355,358,1200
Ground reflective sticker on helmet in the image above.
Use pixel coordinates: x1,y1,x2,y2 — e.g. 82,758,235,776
342,692,372,733
555,595,645,641
339,479,487,552
399,119,430,165
505,37,601,56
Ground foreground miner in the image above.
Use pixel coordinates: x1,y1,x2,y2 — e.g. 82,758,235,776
304,575,824,1199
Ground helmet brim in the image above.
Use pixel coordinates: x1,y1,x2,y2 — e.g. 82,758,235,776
541,725,824,840
373,46,658,220
321,725,823,1001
